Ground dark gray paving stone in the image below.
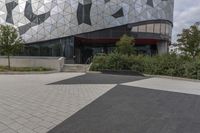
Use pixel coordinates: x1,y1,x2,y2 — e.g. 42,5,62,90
50,73,146,85
48,85,200,133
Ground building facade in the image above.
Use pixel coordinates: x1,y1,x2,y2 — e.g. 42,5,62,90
1,0,174,63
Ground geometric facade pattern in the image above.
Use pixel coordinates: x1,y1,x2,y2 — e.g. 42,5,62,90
0,0,174,43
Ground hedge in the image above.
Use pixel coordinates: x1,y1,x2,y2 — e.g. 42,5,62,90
90,53,200,80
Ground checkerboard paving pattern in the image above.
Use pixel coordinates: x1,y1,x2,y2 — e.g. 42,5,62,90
0,73,116,133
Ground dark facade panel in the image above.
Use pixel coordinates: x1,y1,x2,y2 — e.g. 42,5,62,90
5,1,18,24
77,2,92,25
112,8,124,18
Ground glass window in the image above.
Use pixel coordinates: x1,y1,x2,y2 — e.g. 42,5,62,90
29,45,40,56
132,22,172,35
161,23,166,34
169,25,172,37
154,23,161,33
131,26,138,32
40,45,52,56
165,24,170,35
51,44,62,56
146,24,154,33
138,25,146,32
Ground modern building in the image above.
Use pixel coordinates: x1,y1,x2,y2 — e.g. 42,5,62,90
1,0,174,63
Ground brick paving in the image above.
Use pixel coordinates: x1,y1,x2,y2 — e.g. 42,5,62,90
2,73,200,133
0,73,116,133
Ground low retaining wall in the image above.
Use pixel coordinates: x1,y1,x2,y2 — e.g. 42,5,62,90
0,56,65,71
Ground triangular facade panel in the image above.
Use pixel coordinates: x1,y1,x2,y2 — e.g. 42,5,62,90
0,0,174,43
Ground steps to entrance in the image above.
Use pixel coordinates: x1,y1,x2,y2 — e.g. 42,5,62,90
62,64,90,72
65,59,75,64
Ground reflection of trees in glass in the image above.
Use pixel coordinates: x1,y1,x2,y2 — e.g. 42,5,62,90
40,45,51,56
30,45,40,56
52,43,62,56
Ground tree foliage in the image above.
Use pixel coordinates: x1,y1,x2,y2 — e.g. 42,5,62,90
0,25,24,69
115,34,136,55
177,25,200,58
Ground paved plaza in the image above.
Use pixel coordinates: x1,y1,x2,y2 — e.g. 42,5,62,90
0,73,200,133
0,73,116,133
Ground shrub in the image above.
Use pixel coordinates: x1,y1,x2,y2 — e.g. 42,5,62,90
90,55,107,71
106,53,131,70
115,34,136,55
90,53,200,80
183,59,200,79
129,55,144,72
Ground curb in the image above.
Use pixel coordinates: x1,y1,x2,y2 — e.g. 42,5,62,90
88,71,200,82
88,70,144,76
87,71,102,74
144,74,200,83
0,70,58,75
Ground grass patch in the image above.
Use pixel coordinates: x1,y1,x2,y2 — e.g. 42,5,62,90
0,66,52,72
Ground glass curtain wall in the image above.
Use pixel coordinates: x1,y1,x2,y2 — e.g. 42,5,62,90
24,37,74,59
131,22,172,37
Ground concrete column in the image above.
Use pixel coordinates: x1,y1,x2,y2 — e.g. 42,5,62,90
157,41,169,55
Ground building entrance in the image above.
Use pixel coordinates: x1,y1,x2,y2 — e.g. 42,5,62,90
74,37,116,64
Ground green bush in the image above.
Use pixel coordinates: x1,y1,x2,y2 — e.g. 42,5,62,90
90,53,133,71
106,53,131,70
115,34,136,55
90,55,107,71
90,53,200,80
141,54,186,77
183,59,200,79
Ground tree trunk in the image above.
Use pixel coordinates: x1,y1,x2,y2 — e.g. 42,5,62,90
8,54,11,70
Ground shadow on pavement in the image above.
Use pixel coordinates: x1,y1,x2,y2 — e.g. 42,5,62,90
49,73,147,85
49,85,200,133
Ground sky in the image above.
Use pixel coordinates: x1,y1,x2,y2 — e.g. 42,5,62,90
172,0,200,42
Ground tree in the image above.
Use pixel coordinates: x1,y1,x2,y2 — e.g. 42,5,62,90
0,25,24,69
116,34,136,55
177,25,200,58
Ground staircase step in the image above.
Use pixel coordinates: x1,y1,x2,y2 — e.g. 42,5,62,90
62,64,90,72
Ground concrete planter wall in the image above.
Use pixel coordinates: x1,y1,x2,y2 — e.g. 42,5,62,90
0,56,65,71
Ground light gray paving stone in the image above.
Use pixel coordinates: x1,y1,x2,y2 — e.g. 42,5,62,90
28,117,43,123
9,122,24,130
0,73,116,133
38,121,55,129
42,116,57,123
23,121,40,130
15,118,29,125
33,126,49,133
51,119,63,125
0,115,13,125
1,128,17,133
17,127,36,133
122,78,200,95
0,122,8,131
8,113,20,119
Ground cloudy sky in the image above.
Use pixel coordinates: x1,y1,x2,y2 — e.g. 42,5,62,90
173,0,200,42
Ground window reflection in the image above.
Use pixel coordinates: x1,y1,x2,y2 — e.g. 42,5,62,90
24,37,74,59
154,23,161,34
138,25,146,32
160,23,166,34
131,22,172,36
146,24,154,33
